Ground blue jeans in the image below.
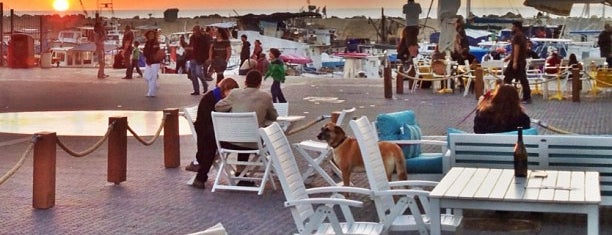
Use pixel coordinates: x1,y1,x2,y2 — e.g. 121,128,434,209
190,59,207,93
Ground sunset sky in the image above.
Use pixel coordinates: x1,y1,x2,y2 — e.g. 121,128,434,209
2,0,513,12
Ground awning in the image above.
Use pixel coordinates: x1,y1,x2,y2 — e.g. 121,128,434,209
523,0,612,16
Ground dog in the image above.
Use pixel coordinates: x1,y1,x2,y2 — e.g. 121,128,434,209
317,122,407,186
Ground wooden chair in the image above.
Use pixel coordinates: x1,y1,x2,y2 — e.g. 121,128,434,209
349,116,462,234
293,107,356,185
210,111,276,195
259,122,384,235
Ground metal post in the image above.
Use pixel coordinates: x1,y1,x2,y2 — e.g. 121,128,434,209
163,108,180,168
0,3,3,66
571,68,580,102
33,132,56,209
108,116,127,184
474,67,484,100
10,9,13,35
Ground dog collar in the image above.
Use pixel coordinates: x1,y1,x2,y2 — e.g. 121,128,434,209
331,136,347,148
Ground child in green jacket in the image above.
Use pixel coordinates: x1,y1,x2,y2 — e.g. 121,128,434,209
264,48,286,103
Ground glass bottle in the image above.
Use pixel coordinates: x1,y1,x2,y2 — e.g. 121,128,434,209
513,127,528,177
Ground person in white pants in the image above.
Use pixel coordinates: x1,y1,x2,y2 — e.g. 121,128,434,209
143,30,163,97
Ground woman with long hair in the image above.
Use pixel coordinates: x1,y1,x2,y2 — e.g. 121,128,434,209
209,28,232,84
473,85,531,133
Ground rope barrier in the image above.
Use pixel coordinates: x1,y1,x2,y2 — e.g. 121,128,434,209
127,113,167,146
0,135,39,186
56,121,116,157
531,119,576,135
285,115,329,136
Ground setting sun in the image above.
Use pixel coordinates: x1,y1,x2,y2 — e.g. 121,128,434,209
53,0,70,12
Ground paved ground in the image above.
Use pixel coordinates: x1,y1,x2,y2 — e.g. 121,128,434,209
0,67,611,235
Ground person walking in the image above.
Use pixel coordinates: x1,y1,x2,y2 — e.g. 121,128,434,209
94,19,108,79
125,41,143,79
209,28,232,84
264,48,287,103
143,30,162,97
240,34,251,67
402,0,421,46
503,21,531,104
122,25,135,79
598,23,611,67
188,26,210,95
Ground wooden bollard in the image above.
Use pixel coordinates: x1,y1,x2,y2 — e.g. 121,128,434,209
384,66,392,99
571,68,580,102
396,65,405,94
108,116,127,184
163,108,180,168
33,132,56,209
474,67,484,100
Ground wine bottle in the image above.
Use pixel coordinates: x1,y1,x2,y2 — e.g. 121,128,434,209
513,127,528,177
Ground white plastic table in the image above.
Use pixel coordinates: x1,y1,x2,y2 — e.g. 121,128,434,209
430,167,601,235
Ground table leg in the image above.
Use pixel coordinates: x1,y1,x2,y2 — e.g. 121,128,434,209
587,205,599,235
430,198,441,235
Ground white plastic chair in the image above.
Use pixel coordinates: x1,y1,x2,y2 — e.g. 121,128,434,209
259,122,383,235
350,116,462,234
293,107,356,185
273,102,290,131
210,111,276,195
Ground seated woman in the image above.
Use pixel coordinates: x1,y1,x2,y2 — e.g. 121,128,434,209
544,51,562,74
473,85,531,134
189,77,240,189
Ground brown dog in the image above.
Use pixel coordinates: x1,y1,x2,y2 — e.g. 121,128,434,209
317,122,407,186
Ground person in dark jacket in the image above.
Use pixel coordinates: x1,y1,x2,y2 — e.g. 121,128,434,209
240,34,251,67
189,77,239,189
474,84,531,134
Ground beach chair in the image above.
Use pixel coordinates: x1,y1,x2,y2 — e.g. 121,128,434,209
293,107,356,185
349,116,462,234
210,111,276,195
258,122,383,235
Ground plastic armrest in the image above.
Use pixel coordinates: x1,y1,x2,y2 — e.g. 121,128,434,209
371,189,430,198
388,180,439,188
306,186,372,196
284,197,363,208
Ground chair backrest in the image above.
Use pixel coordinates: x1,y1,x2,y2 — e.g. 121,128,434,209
273,102,289,117
335,107,356,127
349,116,395,214
211,112,261,148
258,122,314,231
182,105,199,142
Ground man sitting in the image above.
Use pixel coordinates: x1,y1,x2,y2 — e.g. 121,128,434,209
214,70,278,186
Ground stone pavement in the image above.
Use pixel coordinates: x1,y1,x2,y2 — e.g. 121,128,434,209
0,67,610,234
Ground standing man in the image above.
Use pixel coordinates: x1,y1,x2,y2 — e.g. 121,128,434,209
240,34,251,67
188,26,209,95
403,0,422,46
94,18,108,79
503,21,531,104
122,25,135,79
598,23,611,67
